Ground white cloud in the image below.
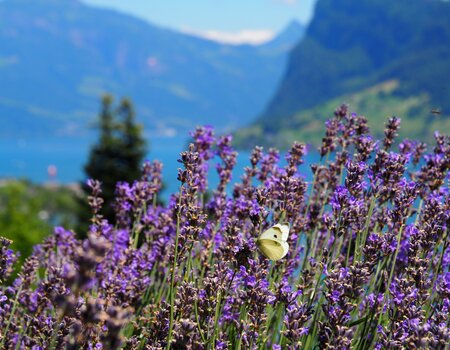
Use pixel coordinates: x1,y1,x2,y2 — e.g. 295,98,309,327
181,28,275,45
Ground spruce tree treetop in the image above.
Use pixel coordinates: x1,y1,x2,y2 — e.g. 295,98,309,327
81,94,147,227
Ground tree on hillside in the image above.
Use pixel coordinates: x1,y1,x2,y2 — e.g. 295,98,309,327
79,94,147,230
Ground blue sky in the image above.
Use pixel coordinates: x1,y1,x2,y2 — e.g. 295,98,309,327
82,0,317,44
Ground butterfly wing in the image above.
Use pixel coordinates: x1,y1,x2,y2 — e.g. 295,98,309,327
257,239,289,261
272,223,290,241
256,223,291,260
259,224,289,242
259,227,278,240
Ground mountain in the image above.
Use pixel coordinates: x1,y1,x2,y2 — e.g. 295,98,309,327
259,20,305,52
0,0,304,138
235,0,450,148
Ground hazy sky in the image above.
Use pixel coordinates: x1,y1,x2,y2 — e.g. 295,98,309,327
82,0,317,44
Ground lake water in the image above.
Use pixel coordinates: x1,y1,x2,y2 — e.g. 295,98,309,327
0,134,317,199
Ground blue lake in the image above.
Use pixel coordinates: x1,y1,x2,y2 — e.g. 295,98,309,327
0,134,317,199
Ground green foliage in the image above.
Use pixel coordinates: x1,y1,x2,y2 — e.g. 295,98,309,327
0,180,79,262
81,95,147,226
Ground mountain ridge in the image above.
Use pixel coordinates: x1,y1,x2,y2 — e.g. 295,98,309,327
235,0,450,148
0,0,304,137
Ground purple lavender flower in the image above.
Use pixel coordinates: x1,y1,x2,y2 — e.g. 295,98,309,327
2,115,449,349
0,238,17,282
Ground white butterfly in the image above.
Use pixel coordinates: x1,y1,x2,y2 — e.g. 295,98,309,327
256,223,290,261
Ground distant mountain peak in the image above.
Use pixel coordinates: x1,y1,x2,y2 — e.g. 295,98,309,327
260,19,305,50
283,19,304,32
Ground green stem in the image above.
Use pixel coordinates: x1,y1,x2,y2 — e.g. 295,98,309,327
295,153,330,254
426,228,449,320
166,188,183,350
49,310,63,350
356,198,376,262
303,294,324,349
346,229,353,267
307,270,323,310
356,310,376,350
194,299,207,344
211,290,223,348
14,316,30,350
270,303,284,346
0,284,23,349
183,243,194,282
300,238,311,274
414,200,423,225
295,173,317,253
387,224,405,289
370,223,406,347
236,304,247,350
132,203,146,249
199,223,220,282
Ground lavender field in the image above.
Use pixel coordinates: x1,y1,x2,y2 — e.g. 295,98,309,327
1,105,449,349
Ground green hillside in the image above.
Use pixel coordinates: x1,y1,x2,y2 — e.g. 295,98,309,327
234,80,450,149
235,0,450,148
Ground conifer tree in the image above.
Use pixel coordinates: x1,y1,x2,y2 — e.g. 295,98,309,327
79,94,147,228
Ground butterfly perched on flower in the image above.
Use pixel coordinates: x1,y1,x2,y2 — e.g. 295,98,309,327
256,223,290,261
